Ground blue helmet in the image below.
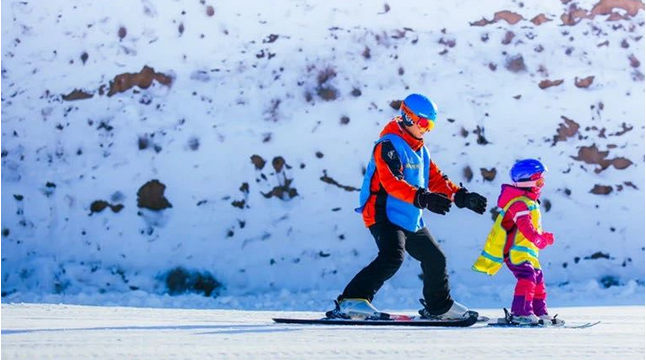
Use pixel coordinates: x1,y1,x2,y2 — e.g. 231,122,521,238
510,159,547,182
400,93,438,127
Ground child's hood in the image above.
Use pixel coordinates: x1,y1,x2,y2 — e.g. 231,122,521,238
497,184,539,208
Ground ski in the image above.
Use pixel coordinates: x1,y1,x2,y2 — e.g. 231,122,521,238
273,310,479,327
487,320,600,329
487,308,600,329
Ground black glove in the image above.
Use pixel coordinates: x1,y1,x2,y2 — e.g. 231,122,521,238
454,187,487,214
414,188,452,215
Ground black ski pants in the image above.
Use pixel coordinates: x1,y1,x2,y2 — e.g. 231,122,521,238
339,220,454,315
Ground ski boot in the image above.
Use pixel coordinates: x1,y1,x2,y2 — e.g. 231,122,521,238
326,298,381,320
511,313,540,325
418,299,477,320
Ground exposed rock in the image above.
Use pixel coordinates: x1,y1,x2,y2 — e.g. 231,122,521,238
251,155,266,170
187,137,200,151
272,156,286,172
561,3,590,25
571,144,633,172
480,168,497,181
90,200,109,214
530,14,552,25
575,76,595,88
543,199,552,212
118,26,127,40
539,79,564,89
470,10,524,26
505,55,526,73
463,166,473,182
502,31,515,45
611,123,633,136
389,100,402,110
590,184,613,194
107,66,173,97
261,177,298,200
206,5,214,16
553,116,580,145
62,89,93,101
165,267,221,297
590,0,644,17
137,180,173,210
629,54,640,68
320,170,359,192
561,0,644,25
316,67,338,101
475,126,490,145
263,34,279,43
362,46,371,59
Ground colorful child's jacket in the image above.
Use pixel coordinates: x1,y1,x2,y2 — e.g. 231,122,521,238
472,184,545,275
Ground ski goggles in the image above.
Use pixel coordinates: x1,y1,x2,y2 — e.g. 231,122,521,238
402,105,436,132
514,173,545,188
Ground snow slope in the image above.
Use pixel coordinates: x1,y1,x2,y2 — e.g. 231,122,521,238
1,0,645,306
1,304,644,360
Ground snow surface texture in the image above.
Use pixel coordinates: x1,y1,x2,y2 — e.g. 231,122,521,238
1,0,645,309
1,304,644,360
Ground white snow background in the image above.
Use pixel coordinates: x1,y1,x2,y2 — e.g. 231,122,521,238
2,1,645,359
1,0,645,314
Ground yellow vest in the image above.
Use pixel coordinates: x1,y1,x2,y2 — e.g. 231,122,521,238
472,196,542,276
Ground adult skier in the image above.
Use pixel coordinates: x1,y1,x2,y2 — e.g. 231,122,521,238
328,93,488,320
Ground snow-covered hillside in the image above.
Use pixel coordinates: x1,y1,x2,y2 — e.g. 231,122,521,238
1,0,644,308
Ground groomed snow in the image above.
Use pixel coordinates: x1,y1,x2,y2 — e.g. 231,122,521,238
1,304,644,360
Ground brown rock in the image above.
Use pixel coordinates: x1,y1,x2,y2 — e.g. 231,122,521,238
530,14,552,25
502,31,515,45
90,200,109,214
251,155,266,170
390,100,402,110
571,144,610,169
63,89,93,101
610,157,633,169
320,170,359,192
590,184,613,194
480,168,497,181
470,10,524,26
272,156,286,173
590,0,644,17
575,76,595,88
206,5,215,16
561,4,589,25
261,177,299,200
553,116,580,145
463,166,473,182
539,79,564,89
137,180,173,210
107,66,173,97
629,54,640,68
505,55,526,73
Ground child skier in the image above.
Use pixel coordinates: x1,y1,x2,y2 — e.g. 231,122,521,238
328,93,488,320
472,159,557,324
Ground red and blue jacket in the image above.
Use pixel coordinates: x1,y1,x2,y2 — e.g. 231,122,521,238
355,119,460,231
